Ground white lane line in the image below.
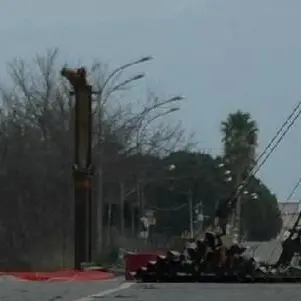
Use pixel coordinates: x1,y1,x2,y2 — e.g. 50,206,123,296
72,282,136,301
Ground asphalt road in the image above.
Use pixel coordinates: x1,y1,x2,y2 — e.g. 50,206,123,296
2,277,301,301
107,282,301,301
0,276,126,301
0,240,291,301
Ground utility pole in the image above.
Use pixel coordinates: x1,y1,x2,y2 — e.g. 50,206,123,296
61,67,93,269
120,181,125,237
234,176,244,243
235,194,242,242
188,190,194,238
196,202,204,236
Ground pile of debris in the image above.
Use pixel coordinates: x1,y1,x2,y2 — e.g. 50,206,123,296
133,231,301,282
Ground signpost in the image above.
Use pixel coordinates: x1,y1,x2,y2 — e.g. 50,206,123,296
140,211,156,241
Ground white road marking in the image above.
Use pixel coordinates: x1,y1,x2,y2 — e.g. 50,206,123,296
72,282,136,301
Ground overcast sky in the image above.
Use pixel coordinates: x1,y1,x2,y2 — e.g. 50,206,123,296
1,0,301,201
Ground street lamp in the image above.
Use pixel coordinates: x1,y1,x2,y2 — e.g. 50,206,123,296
101,56,153,94
224,176,233,183
135,105,182,153
216,160,237,237
168,96,184,102
223,169,232,183
104,73,145,100
217,162,232,180
94,56,153,254
162,163,195,238
168,164,176,171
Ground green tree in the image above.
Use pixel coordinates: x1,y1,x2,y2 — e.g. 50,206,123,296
242,178,282,240
220,110,282,240
144,151,221,236
142,150,282,241
221,110,258,181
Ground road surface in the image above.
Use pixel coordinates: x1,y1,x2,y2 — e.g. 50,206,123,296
0,276,127,301
2,276,301,301
0,240,293,300
118,282,301,301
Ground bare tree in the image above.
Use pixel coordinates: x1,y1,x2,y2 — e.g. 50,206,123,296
0,49,194,269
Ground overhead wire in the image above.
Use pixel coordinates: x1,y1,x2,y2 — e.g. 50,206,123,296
231,102,301,238
194,99,301,239
244,105,301,255
255,100,301,169
231,101,301,211
248,104,301,181
155,99,301,220
230,100,301,204
285,176,301,202
235,103,301,256
257,174,301,262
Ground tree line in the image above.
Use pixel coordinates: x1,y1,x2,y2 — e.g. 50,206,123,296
0,49,282,270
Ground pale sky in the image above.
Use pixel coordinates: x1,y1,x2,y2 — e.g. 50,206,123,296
1,0,301,200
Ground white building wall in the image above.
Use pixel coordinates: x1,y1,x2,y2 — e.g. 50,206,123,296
278,201,301,238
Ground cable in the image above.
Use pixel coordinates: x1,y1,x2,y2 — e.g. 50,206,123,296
234,100,301,193
249,106,301,181
155,101,301,220
232,100,301,206
285,177,301,202
255,100,301,168
266,175,301,262
193,99,301,239
233,101,301,200
257,174,301,262
230,105,301,243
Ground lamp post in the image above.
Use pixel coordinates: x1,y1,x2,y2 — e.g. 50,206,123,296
165,164,196,238
194,202,205,236
216,160,259,242
188,189,194,238
239,190,259,241
216,161,234,235
94,56,153,254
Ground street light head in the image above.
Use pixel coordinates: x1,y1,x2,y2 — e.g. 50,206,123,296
243,190,249,195
132,73,145,81
139,56,153,63
168,164,176,171
170,96,184,102
225,176,232,182
251,193,259,200
237,184,244,191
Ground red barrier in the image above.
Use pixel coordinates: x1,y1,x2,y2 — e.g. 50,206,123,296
125,252,163,280
1,269,115,281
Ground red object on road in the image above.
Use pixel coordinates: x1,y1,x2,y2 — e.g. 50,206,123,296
125,252,163,280
1,269,115,281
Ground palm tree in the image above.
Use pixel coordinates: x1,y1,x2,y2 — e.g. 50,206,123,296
221,110,259,240
221,110,258,181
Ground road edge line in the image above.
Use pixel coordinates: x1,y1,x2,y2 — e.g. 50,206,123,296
72,281,136,301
